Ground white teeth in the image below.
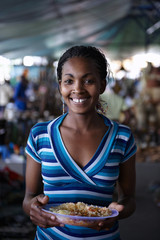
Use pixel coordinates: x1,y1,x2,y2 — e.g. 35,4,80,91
72,98,87,103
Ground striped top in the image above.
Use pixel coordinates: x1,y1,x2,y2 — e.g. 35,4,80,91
26,113,137,240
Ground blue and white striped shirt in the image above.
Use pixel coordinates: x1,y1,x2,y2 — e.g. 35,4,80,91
26,113,137,240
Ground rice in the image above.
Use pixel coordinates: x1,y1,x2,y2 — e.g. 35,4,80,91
49,202,112,217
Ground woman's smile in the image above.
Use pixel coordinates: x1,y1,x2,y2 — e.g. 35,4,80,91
71,98,88,103
59,56,105,114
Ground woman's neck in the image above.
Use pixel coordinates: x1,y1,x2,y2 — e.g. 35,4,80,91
62,111,103,133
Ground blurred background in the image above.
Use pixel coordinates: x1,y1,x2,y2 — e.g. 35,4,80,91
0,0,160,239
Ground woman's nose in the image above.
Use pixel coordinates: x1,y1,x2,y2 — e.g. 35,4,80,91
73,81,84,93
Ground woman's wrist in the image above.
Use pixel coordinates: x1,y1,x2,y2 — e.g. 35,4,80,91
117,197,136,219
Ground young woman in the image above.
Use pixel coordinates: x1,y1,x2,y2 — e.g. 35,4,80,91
23,46,137,240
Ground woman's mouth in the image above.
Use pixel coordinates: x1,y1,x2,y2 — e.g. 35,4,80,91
71,98,88,103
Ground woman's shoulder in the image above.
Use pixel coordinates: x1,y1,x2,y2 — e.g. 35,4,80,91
31,115,64,135
117,122,131,132
29,121,50,139
102,114,133,137
32,120,51,129
115,122,134,142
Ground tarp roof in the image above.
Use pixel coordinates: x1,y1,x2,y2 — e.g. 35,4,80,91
0,0,160,60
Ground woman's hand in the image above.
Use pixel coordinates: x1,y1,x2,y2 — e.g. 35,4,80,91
29,194,64,228
88,202,124,231
98,202,124,231
108,201,124,213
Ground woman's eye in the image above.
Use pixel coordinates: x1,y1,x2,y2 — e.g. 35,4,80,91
84,79,94,84
64,79,73,84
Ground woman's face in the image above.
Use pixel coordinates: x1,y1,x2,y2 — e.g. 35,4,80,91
59,57,106,114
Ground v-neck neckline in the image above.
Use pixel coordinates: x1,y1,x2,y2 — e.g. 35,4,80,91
57,113,111,169
47,114,118,185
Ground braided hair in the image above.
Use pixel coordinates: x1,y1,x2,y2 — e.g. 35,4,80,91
57,45,110,83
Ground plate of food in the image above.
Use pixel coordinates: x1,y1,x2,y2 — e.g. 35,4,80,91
43,202,119,227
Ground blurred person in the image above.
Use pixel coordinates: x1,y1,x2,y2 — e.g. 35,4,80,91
0,118,10,161
145,65,160,128
140,63,160,129
3,97,18,144
23,46,137,240
14,69,29,112
4,97,17,122
100,81,130,123
0,80,13,114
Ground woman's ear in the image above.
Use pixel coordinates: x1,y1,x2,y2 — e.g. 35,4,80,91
100,79,107,94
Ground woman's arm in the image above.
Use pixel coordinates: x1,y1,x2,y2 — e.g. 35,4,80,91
109,154,136,219
23,155,42,215
23,154,64,228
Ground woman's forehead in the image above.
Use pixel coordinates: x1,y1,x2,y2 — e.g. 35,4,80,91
62,57,97,72
61,60,101,81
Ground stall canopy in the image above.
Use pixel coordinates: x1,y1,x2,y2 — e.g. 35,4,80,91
0,0,160,60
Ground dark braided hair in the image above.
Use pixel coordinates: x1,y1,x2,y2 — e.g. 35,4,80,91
57,45,110,82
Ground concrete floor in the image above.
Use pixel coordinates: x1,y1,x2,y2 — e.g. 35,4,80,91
120,162,160,240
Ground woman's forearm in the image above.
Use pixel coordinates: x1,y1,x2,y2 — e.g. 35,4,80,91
118,196,136,219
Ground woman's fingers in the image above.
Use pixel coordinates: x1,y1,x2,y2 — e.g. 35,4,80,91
108,202,124,212
29,195,65,228
36,194,49,205
30,207,64,228
29,195,53,227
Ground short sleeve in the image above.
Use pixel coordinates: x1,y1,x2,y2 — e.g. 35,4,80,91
25,128,41,163
122,131,137,163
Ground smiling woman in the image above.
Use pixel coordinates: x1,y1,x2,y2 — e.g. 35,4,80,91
59,56,106,115
23,45,137,240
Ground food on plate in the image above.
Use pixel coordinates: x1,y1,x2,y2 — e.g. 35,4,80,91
49,202,112,217
45,202,118,227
